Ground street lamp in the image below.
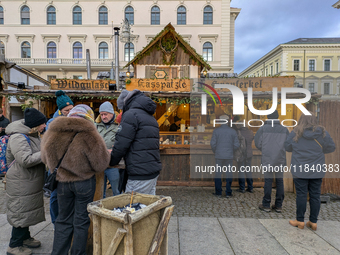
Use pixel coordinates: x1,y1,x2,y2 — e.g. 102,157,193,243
120,18,133,78
114,26,120,90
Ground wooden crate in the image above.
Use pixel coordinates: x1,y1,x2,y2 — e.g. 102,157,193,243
87,193,173,255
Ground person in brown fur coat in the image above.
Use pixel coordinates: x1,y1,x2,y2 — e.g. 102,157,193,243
41,104,110,255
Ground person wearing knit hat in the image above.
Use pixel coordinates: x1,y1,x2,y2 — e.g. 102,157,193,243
5,108,47,253
24,108,47,129
45,90,74,226
267,110,279,119
117,89,129,110
96,101,120,197
255,109,289,213
56,90,74,111
68,104,94,123
41,101,109,255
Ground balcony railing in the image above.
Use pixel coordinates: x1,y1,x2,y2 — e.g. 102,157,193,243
6,58,114,66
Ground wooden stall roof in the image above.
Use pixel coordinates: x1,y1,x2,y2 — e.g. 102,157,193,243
125,23,211,70
0,89,321,100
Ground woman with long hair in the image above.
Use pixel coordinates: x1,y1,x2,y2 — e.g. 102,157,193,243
285,113,335,230
41,104,110,254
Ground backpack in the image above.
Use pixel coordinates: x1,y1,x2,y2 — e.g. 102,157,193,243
0,134,30,175
233,130,247,162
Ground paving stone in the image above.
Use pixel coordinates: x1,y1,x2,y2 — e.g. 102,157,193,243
259,219,340,255
219,218,288,255
178,217,233,255
312,221,340,252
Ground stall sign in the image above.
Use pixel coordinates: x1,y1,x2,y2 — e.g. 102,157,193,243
126,78,191,92
51,79,115,91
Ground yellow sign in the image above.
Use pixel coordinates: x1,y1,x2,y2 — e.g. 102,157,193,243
154,70,168,79
51,79,115,91
126,78,191,92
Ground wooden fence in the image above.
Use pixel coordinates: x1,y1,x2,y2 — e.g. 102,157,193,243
319,101,340,195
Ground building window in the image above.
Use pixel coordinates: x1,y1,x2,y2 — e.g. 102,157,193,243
324,59,331,71
47,6,56,25
21,41,31,58
0,41,4,55
21,5,30,25
73,42,82,63
177,6,186,25
47,41,56,63
270,65,273,76
309,59,315,71
99,6,108,25
99,42,108,59
0,6,4,25
324,83,330,94
125,6,134,25
47,75,56,82
73,75,82,79
276,62,279,73
203,5,213,25
124,43,134,61
308,83,315,93
73,6,82,25
293,59,300,71
151,6,160,25
202,42,212,61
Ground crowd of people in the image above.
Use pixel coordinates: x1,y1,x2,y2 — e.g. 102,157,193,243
4,89,161,255
2,88,336,254
211,109,335,232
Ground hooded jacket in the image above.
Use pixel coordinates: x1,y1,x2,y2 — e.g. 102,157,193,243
5,120,45,228
110,90,161,180
285,127,335,178
210,124,240,159
255,120,289,166
41,117,110,182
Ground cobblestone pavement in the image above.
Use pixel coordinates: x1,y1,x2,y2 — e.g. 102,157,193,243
156,186,340,221
1,178,340,221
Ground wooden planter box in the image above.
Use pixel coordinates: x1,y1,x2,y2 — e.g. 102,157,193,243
87,193,173,255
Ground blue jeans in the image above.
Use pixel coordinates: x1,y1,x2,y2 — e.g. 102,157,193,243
52,176,96,255
262,170,284,208
48,170,59,224
103,168,120,198
214,159,234,196
237,157,253,191
294,178,323,223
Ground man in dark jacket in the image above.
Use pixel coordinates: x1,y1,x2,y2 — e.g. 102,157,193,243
255,110,289,213
237,126,254,193
210,115,240,198
110,89,162,195
0,108,10,137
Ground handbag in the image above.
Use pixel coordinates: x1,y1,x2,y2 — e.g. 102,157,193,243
43,132,78,194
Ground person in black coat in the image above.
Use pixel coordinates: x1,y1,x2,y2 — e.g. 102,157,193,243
0,108,10,137
110,89,161,195
285,113,335,230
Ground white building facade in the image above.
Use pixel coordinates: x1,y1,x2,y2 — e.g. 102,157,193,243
0,0,240,81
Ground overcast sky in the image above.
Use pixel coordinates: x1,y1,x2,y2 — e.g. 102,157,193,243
233,0,340,74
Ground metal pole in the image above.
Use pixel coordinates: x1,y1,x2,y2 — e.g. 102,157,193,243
114,27,120,90
110,22,114,80
86,49,91,79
